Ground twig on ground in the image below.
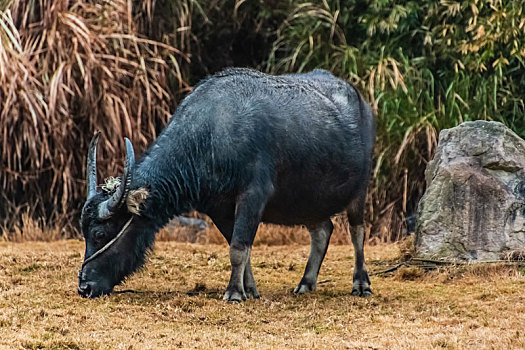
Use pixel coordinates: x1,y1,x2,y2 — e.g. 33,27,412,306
370,263,406,276
411,258,525,266
370,258,525,277
317,279,332,284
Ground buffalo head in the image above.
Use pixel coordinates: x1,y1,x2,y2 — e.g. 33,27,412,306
78,133,149,298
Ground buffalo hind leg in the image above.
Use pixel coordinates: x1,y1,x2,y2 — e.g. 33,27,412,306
223,183,272,303
211,215,260,300
347,197,371,297
294,220,333,294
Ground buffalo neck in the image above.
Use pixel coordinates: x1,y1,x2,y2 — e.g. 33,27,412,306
132,130,205,229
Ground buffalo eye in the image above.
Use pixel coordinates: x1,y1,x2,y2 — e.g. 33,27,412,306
93,231,106,244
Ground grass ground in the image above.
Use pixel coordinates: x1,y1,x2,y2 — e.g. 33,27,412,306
1,239,525,349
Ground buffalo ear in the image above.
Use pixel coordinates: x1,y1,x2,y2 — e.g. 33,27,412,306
126,188,149,215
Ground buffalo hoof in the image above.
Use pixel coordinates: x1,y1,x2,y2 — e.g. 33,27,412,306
293,281,316,294
223,288,247,303
351,283,372,297
245,286,260,299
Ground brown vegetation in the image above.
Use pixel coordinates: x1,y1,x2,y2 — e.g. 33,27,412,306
4,212,353,245
0,0,187,233
1,240,525,349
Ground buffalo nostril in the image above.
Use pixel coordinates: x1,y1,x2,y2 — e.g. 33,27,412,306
78,283,91,298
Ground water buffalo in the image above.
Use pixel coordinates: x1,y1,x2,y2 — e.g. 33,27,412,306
78,68,375,302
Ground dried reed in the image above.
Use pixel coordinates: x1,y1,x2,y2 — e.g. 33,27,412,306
0,0,189,234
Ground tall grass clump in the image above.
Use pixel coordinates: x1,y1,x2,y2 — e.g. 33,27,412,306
0,0,291,238
133,0,290,84
0,0,188,235
268,0,525,242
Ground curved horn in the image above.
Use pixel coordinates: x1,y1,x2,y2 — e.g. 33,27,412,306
87,132,101,200
98,138,135,219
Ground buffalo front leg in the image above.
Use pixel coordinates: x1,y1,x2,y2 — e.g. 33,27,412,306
243,251,260,298
223,184,272,303
211,214,260,299
223,246,261,301
294,220,333,294
223,244,250,303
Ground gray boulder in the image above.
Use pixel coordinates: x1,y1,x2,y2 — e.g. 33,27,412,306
416,121,525,261
162,216,209,242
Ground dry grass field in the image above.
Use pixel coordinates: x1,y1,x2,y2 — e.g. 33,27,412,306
1,238,525,349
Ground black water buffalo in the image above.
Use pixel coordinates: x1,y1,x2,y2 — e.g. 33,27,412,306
78,68,375,302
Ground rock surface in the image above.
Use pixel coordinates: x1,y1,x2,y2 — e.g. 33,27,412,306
416,121,525,261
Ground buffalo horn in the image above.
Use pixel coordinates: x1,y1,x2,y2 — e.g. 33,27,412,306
87,132,101,200
98,138,135,219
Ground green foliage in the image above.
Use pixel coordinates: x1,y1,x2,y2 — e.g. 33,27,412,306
267,0,525,240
